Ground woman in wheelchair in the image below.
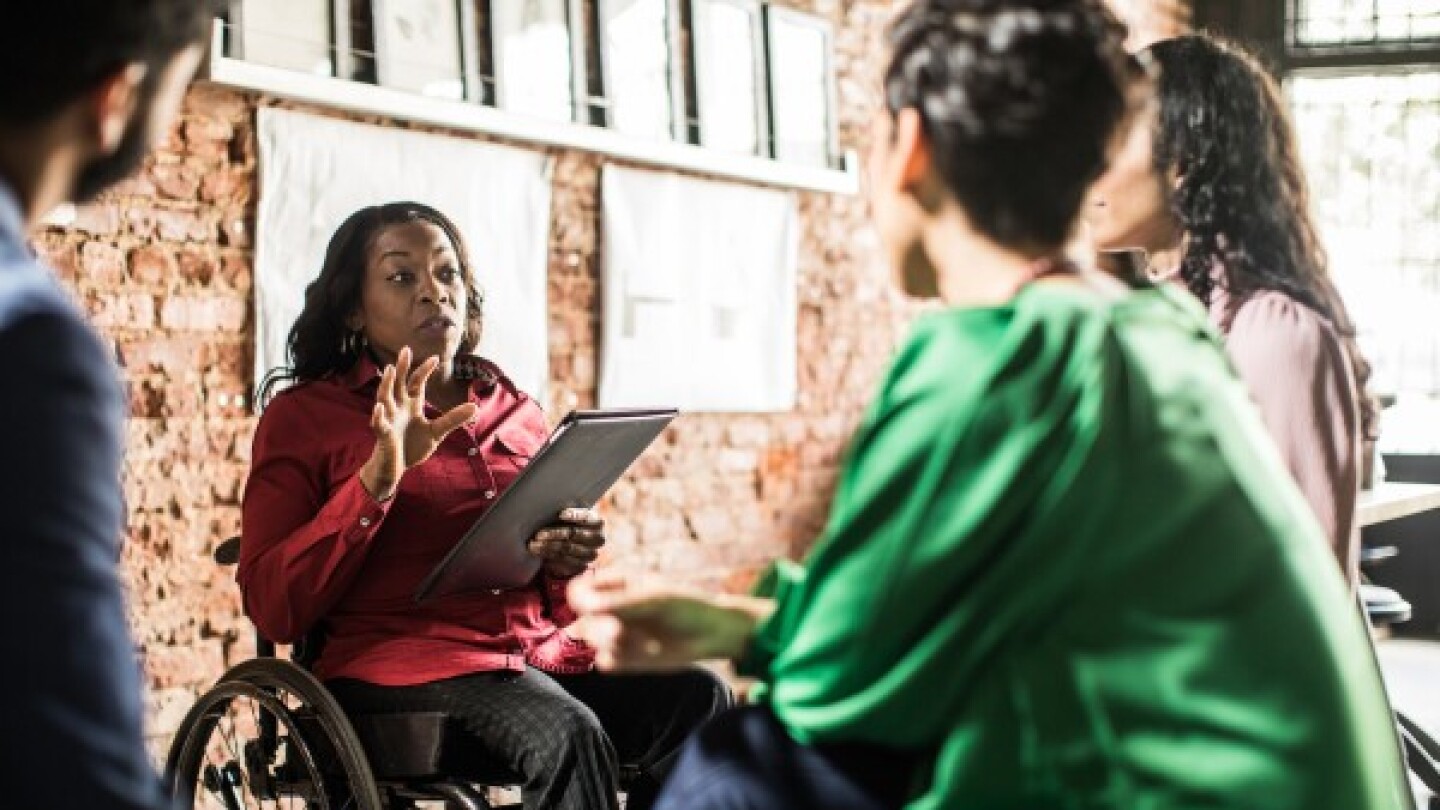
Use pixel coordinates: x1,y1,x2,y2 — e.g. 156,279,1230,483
237,201,731,810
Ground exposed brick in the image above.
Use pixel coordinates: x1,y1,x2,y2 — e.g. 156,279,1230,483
116,337,207,374
155,208,216,243
182,116,235,160
160,296,249,332
33,238,79,282
183,84,251,120
150,162,202,201
129,244,177,287
200,165,252,205
143,641,224,689
219,212,252,248
176,247,219,287
125,206,159,239
219,253,253,292
71,202,124,236
79,240,127,286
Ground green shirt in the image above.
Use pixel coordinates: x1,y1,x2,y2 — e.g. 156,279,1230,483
742,283,1407,809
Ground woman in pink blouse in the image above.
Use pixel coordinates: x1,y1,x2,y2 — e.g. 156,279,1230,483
1086,35,1375,585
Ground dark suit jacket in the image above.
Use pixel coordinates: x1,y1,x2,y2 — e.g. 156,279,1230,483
0,190,169,809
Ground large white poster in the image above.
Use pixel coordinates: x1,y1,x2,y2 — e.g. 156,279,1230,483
599,166,797,411
255,108,553,398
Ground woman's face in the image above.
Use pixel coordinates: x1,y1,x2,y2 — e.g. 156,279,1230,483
1084,103,1180,253
349,220,467,366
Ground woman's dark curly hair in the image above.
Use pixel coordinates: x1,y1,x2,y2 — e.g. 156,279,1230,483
257,202,485,405
883,0,1132,252
1148,35,1377,439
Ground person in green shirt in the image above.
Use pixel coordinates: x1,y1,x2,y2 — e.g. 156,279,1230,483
570,1,1411,807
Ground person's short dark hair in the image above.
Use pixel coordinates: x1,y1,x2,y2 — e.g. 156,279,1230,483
0,0,219,126
883,0,1131,252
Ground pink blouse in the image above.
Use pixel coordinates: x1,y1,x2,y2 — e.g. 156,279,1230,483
1209,283,1362,585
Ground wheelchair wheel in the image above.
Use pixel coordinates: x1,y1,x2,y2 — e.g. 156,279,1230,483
165,659,383,810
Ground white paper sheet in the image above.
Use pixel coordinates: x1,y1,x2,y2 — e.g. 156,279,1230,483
599,166,797,412
255,108,553,399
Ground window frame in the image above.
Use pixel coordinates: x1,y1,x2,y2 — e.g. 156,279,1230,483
761,5,840,168
688,0,770,157
592,0,689,142
483,0,592,121
1281,0,1440,71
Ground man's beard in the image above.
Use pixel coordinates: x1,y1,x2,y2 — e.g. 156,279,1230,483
72,74,159,204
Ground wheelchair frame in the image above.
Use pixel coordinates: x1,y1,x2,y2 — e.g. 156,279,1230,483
163,537,534,810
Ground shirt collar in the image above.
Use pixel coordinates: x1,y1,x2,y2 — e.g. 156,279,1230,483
338,351,502,394
341,352,383,392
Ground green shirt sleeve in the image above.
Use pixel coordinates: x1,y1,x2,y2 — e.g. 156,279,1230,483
736,559,805,679
755,303,1126,749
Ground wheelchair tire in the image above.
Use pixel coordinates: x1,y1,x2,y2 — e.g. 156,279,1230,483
165,658,384,810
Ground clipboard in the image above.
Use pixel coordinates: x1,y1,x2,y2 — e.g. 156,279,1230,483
413,408,678,602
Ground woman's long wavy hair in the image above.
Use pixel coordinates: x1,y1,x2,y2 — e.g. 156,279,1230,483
1148,35,1377,440
257,202,485,406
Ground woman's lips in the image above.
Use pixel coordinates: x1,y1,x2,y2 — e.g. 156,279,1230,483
417,315,456,335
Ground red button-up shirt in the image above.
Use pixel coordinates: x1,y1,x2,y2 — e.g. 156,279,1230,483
238,356,594,685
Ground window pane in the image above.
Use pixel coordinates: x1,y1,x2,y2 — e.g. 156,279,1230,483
602,0,677,141
768,15,831,167
1287,71,1440,442
1292,0,1440,44
376,0,465,99
235,0,334,76
695,0,762,155
492,0,575,122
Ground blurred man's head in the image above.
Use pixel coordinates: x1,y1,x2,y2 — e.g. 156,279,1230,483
0,1,215,219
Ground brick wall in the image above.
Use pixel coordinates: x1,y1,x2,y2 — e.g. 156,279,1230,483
33,0,1187,754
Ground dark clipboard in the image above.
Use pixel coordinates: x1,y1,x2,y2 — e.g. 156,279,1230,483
413,408,677,602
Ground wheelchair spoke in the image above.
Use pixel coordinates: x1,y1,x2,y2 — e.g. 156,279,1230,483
223,707,260,809
167,662,383,810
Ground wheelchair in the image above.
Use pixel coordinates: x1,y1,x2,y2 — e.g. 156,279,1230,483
163,537,635,809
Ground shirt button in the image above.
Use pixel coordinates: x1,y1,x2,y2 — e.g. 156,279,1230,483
359,517,371,527
484,490,496,499
490,589,502,595
467,447,479,457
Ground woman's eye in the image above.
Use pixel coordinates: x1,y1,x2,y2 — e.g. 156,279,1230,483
387,270,414,284
437,266,459,282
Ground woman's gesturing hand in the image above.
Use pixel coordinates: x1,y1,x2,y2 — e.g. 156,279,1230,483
359,346,478,501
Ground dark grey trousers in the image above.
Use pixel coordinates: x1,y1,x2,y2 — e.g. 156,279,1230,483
329,666,733,810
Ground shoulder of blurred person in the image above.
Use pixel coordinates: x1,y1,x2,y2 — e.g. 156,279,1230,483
1211,281,1363,569
0,187,166,808
0,0,216,806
